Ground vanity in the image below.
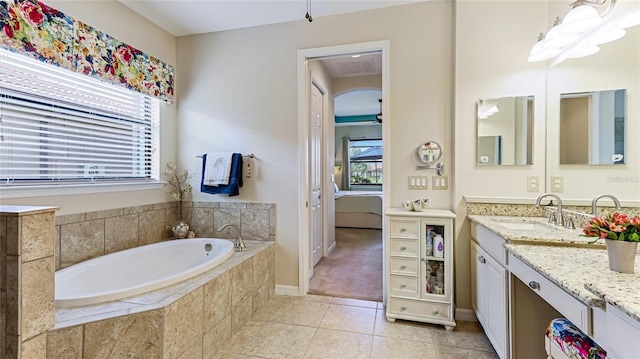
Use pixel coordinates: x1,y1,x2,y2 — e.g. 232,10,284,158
469,214,640,359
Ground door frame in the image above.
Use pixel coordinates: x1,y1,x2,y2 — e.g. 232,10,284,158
296,40,391,296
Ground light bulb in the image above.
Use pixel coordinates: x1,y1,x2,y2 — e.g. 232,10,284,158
528,41,561,62
566,45,600,58
593,28,626,45
543,26,580,48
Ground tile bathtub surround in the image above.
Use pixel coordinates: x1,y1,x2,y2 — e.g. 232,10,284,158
55,201,276,270
48,240,275,359
0,206,59,359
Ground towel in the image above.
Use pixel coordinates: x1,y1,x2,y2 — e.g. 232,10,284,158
201,153,243,196
203,152,234,186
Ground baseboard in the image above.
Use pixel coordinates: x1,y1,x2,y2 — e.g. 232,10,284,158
275,284,301,296
455,308,478,322
327,241,336,255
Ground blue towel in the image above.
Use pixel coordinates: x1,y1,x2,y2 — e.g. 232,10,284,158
201,153,243,196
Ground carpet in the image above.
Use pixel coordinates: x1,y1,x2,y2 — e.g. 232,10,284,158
308,227,383,302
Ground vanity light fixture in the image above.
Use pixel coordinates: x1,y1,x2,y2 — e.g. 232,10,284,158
528,0,640,65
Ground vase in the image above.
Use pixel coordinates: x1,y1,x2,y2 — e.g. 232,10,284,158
172,221,189,239
606,239,637,274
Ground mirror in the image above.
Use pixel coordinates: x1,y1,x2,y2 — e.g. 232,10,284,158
417,141,442,165
476,96,534,165
559,89,626,165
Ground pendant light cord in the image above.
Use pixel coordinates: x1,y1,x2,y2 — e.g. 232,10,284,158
305,0,313,22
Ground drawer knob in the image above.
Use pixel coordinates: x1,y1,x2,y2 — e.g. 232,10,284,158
400,284,406,289
400,246,407,251
399,265,406,270
400,228,406,232
432,310,439,315
478,255,486,264
528,281,540,290
400,306,407,311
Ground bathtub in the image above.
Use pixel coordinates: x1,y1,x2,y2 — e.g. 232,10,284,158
55,238,234,308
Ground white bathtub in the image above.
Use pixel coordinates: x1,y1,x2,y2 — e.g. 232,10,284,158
55,238,234,308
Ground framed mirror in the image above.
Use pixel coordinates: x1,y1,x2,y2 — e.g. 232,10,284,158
476,96,534,165
417,141,442,165
559,89,626,165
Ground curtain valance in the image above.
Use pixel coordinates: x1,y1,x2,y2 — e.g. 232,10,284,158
0,0,174,103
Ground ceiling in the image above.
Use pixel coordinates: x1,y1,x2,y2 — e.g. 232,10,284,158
118,0,426,36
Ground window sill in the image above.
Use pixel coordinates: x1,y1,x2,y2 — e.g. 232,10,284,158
0,181,165,199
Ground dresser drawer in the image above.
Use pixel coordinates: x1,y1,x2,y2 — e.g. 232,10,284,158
389,297,452,321
509,254,590,333
390,219,419,238
390,238,418,257
390,257,419,275
390,275,419,297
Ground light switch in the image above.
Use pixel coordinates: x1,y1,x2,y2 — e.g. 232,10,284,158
409,176,428,189
432,176,448,190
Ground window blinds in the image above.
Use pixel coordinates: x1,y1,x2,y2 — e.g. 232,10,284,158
0,49,160,185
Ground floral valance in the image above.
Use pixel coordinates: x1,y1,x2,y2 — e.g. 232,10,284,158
0,0,174,103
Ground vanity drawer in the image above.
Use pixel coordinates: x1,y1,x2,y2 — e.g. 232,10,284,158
390,238,418,257
389,275,419,297
472,223,508,266
390,257,419,275
389,219,419,238
509,254,590,334
389,297,451,321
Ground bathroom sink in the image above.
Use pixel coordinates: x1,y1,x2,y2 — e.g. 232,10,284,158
495,222,555,231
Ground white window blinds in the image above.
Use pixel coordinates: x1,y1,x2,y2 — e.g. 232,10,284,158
0,49,160,185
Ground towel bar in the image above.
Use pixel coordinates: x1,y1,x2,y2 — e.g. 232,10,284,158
196,154,255,159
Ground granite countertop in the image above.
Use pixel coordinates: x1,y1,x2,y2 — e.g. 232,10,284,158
505,244,608,308
585,278,640,323
468,214,606,248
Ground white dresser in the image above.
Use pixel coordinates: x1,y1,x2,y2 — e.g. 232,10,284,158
385,208,456,330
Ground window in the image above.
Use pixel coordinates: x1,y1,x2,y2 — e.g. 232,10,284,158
0,49,160,188
349,139,382,185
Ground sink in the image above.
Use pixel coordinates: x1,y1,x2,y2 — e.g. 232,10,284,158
495,222,555,231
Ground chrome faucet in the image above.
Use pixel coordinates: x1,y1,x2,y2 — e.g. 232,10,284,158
592,194,622,215
535,193,564,227
218,224,246,251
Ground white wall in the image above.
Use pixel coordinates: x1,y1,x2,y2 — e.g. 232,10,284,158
454,0,549,310
0,1,178,215
176,1,454,288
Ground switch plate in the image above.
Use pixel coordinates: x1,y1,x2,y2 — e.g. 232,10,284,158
527,176,539,192
409,176,428,189
432,176,448,190
551,176,564,193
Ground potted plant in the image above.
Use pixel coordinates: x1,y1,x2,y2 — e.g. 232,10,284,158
582,212,640,273
163,162,193,239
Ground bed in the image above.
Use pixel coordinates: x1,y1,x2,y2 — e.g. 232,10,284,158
334,190,383,229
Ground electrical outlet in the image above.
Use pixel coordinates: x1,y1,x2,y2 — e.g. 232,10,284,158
408,176,428,189
551,176,564,193
432,176,448,190
527,176,539,192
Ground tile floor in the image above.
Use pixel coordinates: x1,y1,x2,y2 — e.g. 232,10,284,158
210,294,499,359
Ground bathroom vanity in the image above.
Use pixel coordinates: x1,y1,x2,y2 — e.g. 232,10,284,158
469,215,640,359
385,208,456,330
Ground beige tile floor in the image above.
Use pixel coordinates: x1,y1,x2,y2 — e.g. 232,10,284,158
209,294,499,359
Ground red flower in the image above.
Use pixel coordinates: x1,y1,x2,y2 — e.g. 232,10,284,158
632,217,640,226
18,1,44,27
116,46,132,64
3,23,13,38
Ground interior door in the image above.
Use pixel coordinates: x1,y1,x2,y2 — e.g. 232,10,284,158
311,82,324,267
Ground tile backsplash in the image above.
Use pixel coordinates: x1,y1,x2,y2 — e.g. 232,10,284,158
55,201,276,270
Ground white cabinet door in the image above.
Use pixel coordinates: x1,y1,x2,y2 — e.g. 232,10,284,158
485,252,508,359
471,240,508,359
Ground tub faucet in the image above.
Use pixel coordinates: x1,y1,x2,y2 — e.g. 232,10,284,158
218,224,245,251
535,193,564,227
592,194,622,215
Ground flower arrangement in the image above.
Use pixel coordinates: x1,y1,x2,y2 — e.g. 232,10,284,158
163,162,192,223
582,212,640,242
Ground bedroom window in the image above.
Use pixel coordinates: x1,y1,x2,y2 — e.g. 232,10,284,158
0,49,160,189
348,139,382,186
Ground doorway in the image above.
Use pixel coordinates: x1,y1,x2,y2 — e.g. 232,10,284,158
297,41,390,303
